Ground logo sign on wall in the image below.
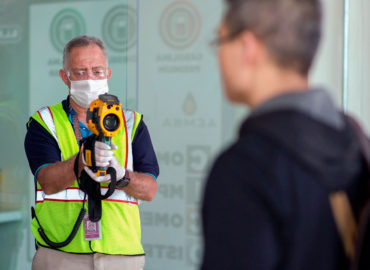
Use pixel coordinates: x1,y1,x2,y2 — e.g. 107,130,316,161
0,25,22,44
103,5,137,52
159,1,201,50
50,8,86,53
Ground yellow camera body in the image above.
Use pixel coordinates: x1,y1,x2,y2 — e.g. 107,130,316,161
87,94,123,138
85,94,123,176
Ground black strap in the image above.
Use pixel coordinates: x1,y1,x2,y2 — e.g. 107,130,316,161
80,167,117,222
346,115,370,270
73,137,86,180
346,115,370,170
32,194,87,249
74,149,81,179
32,143,87,249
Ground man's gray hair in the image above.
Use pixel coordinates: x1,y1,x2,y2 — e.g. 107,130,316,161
63,35,108,69
224,0,322,75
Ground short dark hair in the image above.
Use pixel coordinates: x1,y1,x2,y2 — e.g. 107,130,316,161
223,0,322,75
63,35,107,68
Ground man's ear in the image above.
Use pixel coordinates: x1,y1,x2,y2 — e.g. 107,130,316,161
107,68,112,80
240,31,263,66
59,69,70,88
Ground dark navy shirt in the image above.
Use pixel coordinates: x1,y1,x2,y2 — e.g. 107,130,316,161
24,97,159,179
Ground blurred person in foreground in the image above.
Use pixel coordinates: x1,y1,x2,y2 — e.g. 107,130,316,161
25,35,159,270
201,0,369,269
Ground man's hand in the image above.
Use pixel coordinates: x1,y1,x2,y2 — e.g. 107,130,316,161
83,142,125,183
93,141,114,167
84,142,157,201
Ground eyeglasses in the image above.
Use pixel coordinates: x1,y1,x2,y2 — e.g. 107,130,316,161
209,35,235,55
67,68,108,80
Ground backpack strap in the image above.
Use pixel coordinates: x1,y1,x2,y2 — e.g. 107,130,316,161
329,191,357,259
329,114,370,266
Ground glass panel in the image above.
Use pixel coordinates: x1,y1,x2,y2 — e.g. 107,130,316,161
346,0,370,132
136,1,243,269
138,0,346,269
310,0,344,105
1,0,130,269
3,0,368,269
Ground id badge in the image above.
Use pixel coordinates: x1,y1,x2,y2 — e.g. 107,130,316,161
83,215,102,241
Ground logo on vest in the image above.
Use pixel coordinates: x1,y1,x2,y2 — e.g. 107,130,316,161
159,1,201,50
102,5,137,52
50,8,86,53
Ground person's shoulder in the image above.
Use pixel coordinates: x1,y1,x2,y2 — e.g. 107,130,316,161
209,131,286,187
206,133,292,211
227,131,280,164
123,108,143,124
209,134,268,178
122,108,141,115
31,98,68,116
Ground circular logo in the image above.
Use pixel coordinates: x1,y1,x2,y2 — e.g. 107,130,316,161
102,5,137,52
159,1,201,50
50,8,86,53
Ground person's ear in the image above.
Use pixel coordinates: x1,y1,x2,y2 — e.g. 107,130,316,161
107,68,112,80
59,69,71,88
240,31,263,65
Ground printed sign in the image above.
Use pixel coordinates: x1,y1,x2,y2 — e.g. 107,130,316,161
50,8,87,53
159,1,201,50
0,25,22,44
103,5,137,52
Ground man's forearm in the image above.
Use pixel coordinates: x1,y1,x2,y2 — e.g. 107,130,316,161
37,154,83,195
123,172,157,201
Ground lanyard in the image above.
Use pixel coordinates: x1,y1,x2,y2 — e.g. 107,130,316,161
72,114,83,142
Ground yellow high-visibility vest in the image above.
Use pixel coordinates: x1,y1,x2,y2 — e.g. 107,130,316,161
31,102,144,254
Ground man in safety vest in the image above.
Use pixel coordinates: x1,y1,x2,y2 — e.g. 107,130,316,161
25,35,159,270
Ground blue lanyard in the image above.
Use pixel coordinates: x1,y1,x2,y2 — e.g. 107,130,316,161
69,106,83,143
72,114,83,142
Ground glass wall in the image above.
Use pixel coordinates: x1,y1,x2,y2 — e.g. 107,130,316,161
346,0,370,132
1,0,133,269
0,0,369,269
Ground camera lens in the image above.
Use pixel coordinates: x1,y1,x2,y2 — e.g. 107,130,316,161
103,114,119,131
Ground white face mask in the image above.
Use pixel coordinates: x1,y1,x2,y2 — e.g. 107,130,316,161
70,79,109,108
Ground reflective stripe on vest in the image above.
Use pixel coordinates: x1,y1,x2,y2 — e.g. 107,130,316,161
36,188,138,205
37,107,57,141
37,107,63,160
123,109,134,171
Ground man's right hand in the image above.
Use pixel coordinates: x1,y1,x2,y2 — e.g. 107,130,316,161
93,141,114,167
83,141,114,183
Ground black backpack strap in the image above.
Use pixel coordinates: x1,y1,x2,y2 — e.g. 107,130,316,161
345,115,370,270
329,191,357,260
